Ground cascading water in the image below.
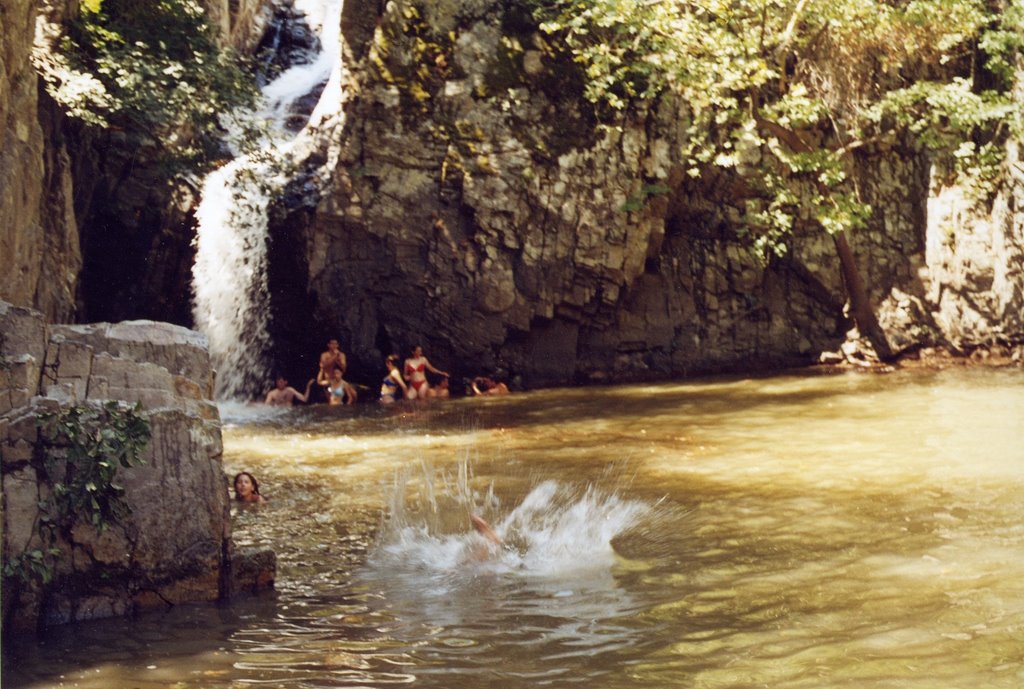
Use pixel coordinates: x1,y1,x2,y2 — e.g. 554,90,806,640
192,0,345,399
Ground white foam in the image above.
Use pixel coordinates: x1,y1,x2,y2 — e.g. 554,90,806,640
371,479,651,580
216,400,290,426
192,0,346,399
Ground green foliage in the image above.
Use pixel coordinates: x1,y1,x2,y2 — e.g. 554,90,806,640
2,548,63,585
524,0,1023,255
40,0,257,168
977,0,1024,88
952,140,1007,201
39,401,152,531
3,402,150,586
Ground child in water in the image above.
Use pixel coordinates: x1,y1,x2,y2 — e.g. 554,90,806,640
233,471,266,503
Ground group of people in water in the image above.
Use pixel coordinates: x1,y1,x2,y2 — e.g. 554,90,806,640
263,339,509,408
245,339,510,506
240,340,512,547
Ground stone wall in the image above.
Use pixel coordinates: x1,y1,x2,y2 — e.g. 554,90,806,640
0,301,274,633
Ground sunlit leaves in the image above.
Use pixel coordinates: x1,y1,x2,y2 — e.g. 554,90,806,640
866,78,1017,147
978,0,1024,86
525,0,1020,255
45,0,257,168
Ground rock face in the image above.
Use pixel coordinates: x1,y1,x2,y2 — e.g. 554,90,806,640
267,0,1023,387
287,1,840,387
207,0,271,53
1,0,1020,389
0,0,81,323
0,301,274,633
917,142,1024,350
0,0,271,327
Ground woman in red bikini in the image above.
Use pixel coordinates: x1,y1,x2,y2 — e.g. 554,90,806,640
403,344,449,400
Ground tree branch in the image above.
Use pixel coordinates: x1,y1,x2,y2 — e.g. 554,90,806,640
753,114,813,153
776,0,812,91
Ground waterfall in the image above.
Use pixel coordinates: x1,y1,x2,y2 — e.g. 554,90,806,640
192,0,345,399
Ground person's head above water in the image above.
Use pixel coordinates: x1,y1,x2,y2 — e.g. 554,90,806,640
274,376,288,389
233,471,264,503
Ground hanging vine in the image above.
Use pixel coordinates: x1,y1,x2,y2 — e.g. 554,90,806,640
2,401,151,585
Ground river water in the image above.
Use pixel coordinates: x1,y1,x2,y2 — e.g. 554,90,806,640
6,367,1023,688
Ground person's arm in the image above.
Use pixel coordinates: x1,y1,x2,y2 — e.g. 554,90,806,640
471,378,483,396
292,380,315,404
470,514,502,545
424,358,449,377
264,390,276,404
392,368,409,393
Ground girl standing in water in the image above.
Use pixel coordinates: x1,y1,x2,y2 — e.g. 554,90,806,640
403,344,448,400
380,354,408,404
326,368,357,405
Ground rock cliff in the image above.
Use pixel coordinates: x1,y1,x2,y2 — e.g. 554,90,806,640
1,0,268,326
1,0,1021,392
0,0,80,323
0,301,273,633
267,0,1023,388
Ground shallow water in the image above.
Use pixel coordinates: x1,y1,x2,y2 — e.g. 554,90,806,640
6,367,1024,688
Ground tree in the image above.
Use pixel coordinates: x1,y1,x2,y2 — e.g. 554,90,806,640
525,0,1023,358
37,0,258,168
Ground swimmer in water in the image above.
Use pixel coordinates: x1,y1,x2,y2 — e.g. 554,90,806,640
470,513,502,546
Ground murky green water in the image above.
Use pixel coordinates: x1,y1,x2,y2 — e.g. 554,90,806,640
6,367,1024,688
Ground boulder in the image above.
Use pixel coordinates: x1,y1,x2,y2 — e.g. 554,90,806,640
1,301,274,634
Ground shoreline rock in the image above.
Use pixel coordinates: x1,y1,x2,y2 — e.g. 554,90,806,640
1,300,275,636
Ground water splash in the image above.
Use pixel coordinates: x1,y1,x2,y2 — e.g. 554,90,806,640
372,473,651,580
192,0,345,399
216,400,291,427
363,469,655,652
